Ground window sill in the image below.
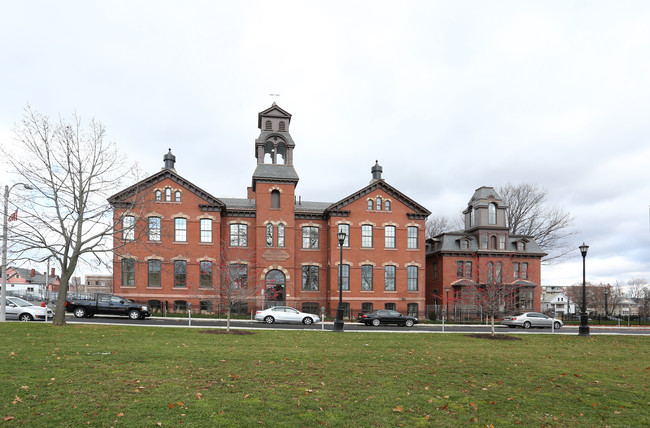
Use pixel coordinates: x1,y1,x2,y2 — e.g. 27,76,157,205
173,241,188,244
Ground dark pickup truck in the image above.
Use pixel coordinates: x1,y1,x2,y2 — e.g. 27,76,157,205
66,294,152,320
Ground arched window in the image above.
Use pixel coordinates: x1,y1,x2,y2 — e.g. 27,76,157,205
266,223,274,247
496,262,503,283
175,191,181,202
470,207,475,227
277,224,285,247
271,190,280,208
384,200,391,211
279,121,286,131
367,199,373,210
155,190,162,201
491,235,497,249
165,188,171,202
265,120,272,130
376,197,382,210
488,203,497,225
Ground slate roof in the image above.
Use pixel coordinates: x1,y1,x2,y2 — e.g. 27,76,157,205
427,232,546,256
9,267,58,285
252,164,299,181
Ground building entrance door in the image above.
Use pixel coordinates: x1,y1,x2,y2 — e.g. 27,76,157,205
264,270,286,308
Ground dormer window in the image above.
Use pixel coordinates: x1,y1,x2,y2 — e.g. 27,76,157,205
488,203,497,225
265,120,272,130
517,241,525,251
279,121,286,131
460,239,469,249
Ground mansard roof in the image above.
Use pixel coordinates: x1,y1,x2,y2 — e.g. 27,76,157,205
325,180,431,220
425,232,546,257
107,168,225,210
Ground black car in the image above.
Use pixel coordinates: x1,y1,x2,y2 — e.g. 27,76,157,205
358,310,418,327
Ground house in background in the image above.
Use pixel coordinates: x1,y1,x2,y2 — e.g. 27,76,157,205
2,266,60,300
81,274,113,296
425,186,546,321
108,104,430,317
541,286,575,316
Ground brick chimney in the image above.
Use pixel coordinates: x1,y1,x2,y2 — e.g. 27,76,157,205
51,268,55,277
31,269,36,277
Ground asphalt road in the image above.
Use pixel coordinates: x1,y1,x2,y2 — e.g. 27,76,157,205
57,315,650,335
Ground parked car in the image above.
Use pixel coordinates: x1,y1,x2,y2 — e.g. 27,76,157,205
502,312,563,329
358,310,418,327
65,294,151,320
5,297,55,321
255,306,320,325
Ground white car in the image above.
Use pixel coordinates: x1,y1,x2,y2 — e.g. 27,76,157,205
5,297,55,321
502,312,563,329
255,306,320,325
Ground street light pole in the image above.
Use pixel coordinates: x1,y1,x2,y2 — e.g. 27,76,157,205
333,232,347,332
445,286,450,322
578,243,590,336
604,288,609,318
1,183,32,322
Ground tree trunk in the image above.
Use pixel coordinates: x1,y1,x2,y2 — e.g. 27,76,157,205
491,315,495,335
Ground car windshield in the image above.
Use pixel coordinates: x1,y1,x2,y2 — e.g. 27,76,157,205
8,298,32,307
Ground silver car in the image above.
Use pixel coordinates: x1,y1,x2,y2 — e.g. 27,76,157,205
255,306,320,325
502,312,563,329
5,297,55,321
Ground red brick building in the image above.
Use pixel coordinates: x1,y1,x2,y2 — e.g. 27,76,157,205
108,104,430,318
425,186,546,321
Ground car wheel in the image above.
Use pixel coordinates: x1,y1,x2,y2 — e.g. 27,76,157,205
128,310,141,320
74,307,87,318
371,319,381,326
19,313,34,322
264,316,275,324
554,321,561,329
405,319,414,327
523,321,531,329
302,317,313,325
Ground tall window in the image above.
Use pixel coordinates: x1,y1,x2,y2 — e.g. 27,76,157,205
174,218,187,242
407,266,418,291
361,225,373,248
279,121,286,131
367,199,373,210
407,303,418,318
230,263,248,288
361,302,373,313
148,217,161,241
199,261,213,288
155,190,162,201
376,197,382,210
407,226,418,249
165,188,171,202
521,262,528,279
271,190,280,208
174,260,187,288
339,264,350,291
456,261,463,278
338,224,350,247
230,224,248,247
496,262,503,283
465,261,472,278
302,265,319,291
491,236,497,249
175,191,181,202
499,235,506,250
200,219,212,243
488,203,497,225
384,200,391,211
384,226,396,248
266,223,274,247
384,265,396,291
481,234,488,249
361,265,373,290
265,120,272,130
513,262,520,278
433,262,438,279
122,215,135,240
302,226,319,249
122,259,135,287
277,224,285,247
148,260,161,288
487,261,494,283
470,208,475,227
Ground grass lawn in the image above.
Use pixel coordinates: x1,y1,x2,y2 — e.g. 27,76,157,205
1,324,648,427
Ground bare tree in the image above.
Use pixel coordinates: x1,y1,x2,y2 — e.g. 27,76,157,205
425,214,464,239
190,241,261,333
627,278,648,300
497,182,577,264
469,260,519,335
3,105,138,325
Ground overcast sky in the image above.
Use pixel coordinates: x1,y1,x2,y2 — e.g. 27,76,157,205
1,1,649,288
